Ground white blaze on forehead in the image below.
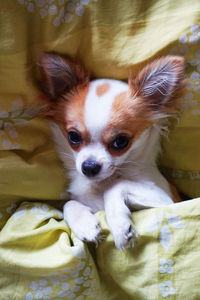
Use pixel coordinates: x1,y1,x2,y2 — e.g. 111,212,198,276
84,79,129,141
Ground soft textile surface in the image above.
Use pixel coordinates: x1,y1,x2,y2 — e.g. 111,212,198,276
0,0,200,299
0,199,200,299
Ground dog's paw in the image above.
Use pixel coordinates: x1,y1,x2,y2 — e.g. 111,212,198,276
71,214,102,244
64,201,102,245
80,223,102,244
113,221,138,250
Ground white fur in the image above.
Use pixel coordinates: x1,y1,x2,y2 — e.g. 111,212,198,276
142,61,179,101
51,79,174,250
73,79,130,181
84,79,128,141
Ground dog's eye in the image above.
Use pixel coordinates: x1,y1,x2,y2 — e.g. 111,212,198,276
67,131,82,145
110,135,130,151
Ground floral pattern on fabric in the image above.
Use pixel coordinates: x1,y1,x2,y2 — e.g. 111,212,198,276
145,206,184,297
17,0,98,26
25,257,101,299
1,202,104,300
145,208,184,252
170,24,200,115
159,281,175,298
159,259,174,274
0,98,35,150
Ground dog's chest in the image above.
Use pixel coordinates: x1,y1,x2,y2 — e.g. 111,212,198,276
74,188,105,213
69,175,106,212
79,192,104,213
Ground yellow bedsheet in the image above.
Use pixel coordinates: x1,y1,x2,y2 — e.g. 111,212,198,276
0,1,200,299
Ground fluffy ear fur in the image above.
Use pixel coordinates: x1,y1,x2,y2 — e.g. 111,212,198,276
38,52,89,101
129,56,185,120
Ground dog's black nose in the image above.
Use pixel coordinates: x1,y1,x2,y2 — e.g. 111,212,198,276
81,160,102,177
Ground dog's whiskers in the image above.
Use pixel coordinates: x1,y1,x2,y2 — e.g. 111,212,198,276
67,167,77,171
59,152,74,160
122,161,139,166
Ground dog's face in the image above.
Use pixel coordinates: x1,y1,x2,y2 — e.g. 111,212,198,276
63,78,150,181
38,53,184,181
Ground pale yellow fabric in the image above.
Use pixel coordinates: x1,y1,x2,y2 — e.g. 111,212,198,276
96,198,200,299
0,202,106,299
0,1,200,299
0,199,200,299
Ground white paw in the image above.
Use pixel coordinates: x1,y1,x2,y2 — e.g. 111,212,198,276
67,213,101,244
77,219,102,244
64,201,102,244
112,219,139,250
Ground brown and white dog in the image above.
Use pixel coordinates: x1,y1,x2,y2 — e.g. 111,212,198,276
38,53,184,250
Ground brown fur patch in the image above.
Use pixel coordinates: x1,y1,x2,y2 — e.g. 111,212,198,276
38,84,90,152
102,91,152,156
96,83,110,97
37,52,91,151
169,183,182,203
57,85,91,151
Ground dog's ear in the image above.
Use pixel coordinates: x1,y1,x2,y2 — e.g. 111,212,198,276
38,52,89,101
129,56,185,119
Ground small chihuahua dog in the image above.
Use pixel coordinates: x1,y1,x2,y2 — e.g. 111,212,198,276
38,53,184,250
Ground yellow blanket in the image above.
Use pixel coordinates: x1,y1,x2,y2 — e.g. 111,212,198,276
1,199,200,299
0,0,200,299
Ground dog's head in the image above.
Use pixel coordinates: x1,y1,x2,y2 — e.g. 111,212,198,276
38,53,184,181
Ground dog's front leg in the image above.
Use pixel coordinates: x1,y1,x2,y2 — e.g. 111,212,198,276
63,200,101,243
104,180,173,250
104,183,138,250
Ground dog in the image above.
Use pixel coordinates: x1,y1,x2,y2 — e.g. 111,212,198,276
37,53,184,250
